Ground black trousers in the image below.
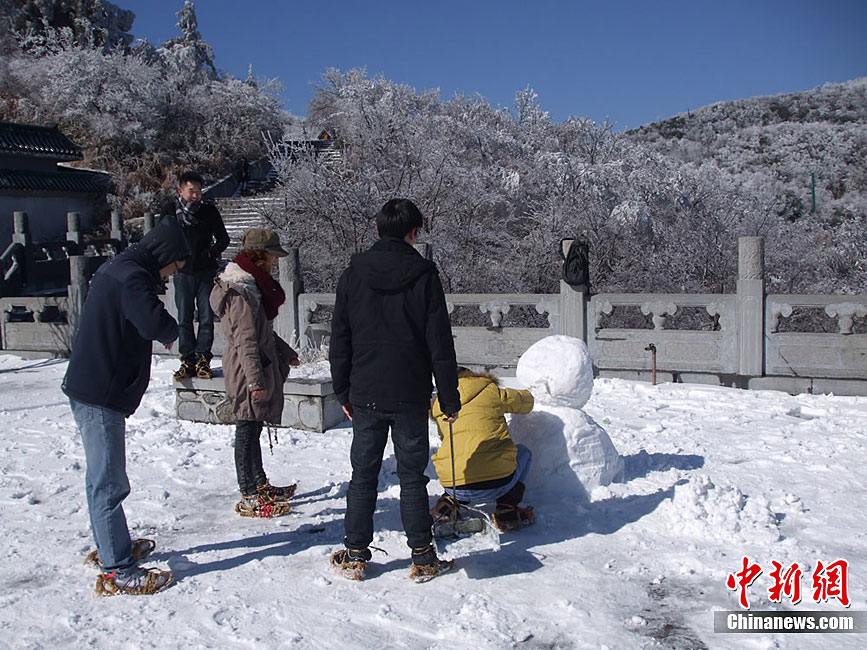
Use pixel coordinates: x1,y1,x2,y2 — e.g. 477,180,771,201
234,420,266,495
344,405,433,550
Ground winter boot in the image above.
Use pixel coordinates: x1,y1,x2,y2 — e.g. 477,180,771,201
330,547,372,581
408,543,456,583
195,354,214,379
492,504,535,532
84,538,156,569
257,481,297,502
173,359,195,381
235,492,291,518
94,566,173,596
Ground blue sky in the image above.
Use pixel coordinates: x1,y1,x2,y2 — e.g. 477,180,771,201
123,0,867,130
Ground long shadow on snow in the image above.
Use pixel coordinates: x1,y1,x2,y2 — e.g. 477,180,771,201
620,451,704,482
455,411,697,580
163,518,346,582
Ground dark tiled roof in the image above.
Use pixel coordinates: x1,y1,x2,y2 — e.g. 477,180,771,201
0,122,83,161
0,168,109,193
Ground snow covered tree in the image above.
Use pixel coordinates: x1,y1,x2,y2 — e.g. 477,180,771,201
6,0,135,52
0,0,287,218
157,0,216,81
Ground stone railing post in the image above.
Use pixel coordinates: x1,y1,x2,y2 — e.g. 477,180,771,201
110,210,124,243
164,274,177,319
66,212,81,246
276,248,303,345
559,280,587,341
12,212,30,246
737,236,764,376
68,255,88,345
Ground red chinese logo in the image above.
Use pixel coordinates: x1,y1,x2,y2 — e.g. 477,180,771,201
726,556,763,609
768,561,803,605
726,557,850,609
812,559,850,607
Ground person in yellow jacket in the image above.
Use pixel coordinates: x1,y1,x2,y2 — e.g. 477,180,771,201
430,368,535,531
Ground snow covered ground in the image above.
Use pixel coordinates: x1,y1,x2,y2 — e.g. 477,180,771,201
0,352,865,649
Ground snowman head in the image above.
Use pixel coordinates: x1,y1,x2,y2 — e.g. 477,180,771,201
516,335,594,409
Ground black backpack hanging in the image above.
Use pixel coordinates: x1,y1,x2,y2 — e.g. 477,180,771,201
560,237,591,293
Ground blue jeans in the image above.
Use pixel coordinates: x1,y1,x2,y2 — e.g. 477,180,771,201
450,444,532,505
69,398,135,573
174,269,216,362
344,406,433,550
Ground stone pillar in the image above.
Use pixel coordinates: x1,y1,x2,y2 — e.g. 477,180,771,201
66,212,81,246
143,212,154,234
413,242,433,260
68,255,88,344
12,212,29,246
164,274,177,319
276,249,303,345
737,236,764,376
110,210,123,243
559,280,587,341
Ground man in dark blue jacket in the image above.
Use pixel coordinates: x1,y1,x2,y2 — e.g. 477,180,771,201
62,219,189,596
329,198,461,583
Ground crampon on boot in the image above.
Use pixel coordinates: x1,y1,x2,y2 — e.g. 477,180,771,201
195,354,214,379
492,504,535,532
235,492,291,518
95,566,173,596
84,538,156,569
431,494,498,540
173,359,195,381
408,543,456,583
330,547,373,581
257,481,297,502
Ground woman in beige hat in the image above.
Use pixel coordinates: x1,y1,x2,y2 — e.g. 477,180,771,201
210,228,300,517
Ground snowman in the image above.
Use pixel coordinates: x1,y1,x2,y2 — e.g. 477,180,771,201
508,335,624,504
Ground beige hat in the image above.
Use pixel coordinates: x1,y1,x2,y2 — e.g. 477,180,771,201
242,228,289,256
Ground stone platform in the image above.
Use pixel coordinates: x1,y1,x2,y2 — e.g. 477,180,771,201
174,372,345,433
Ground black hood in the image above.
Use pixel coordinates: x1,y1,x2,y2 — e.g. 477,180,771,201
138,219,191,269
350,238,435,293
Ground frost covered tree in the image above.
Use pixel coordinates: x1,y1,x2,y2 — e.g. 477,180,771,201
269,70,863,297
5,0,135,52
628,78,867,294
1,0,288,218
157,0,216,81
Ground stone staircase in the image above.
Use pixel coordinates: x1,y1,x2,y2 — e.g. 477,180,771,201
217,193,285,260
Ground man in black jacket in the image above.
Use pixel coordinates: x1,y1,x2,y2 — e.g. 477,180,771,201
63,219,189,596
163,171,229,381
329,198,461,582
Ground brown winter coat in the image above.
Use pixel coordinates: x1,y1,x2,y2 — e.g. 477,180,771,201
210,262,297,423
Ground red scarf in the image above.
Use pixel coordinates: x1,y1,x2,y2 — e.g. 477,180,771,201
233,251,286,321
